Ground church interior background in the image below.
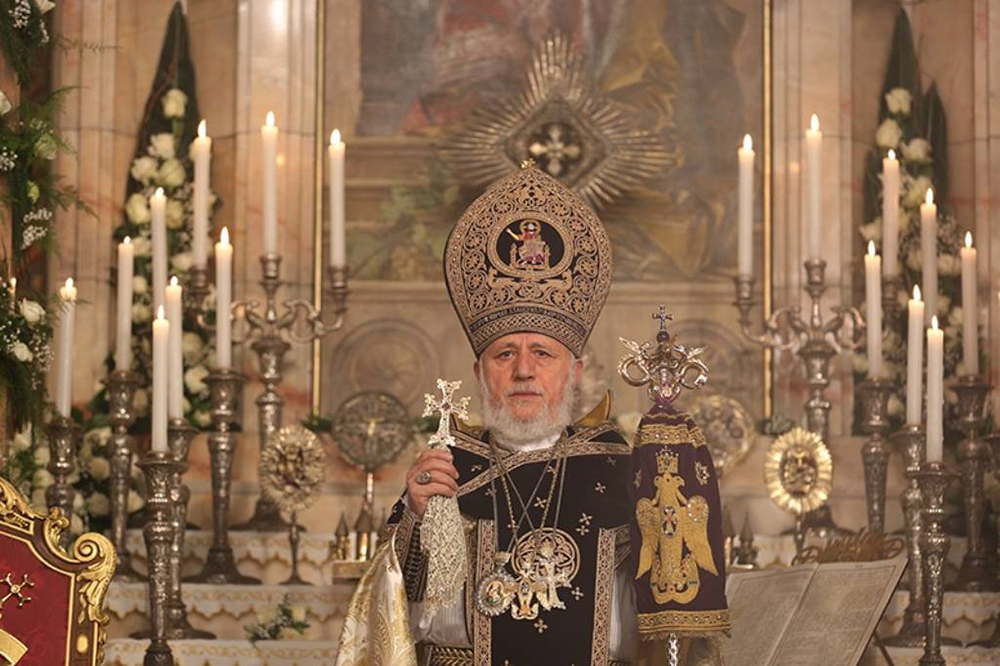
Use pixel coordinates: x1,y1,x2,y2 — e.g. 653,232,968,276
3,0,1000,663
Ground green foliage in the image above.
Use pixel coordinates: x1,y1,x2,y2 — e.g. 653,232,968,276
0,0,49,86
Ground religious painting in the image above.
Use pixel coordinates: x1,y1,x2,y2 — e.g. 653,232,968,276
349,0,764,284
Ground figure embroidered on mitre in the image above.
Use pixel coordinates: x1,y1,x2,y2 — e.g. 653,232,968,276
506,219,551,270
636,449,717,605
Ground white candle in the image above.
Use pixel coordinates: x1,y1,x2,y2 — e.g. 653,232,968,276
882,149,900,275
165,276,184,420
55,278,77,418
906,285,925,425
920,189,938,323
864,241,882,378
926,315,944,462
737,133,754,276
960,231,978,375
151,187,167,312
262,111,278,256
192,119,212,268
152,305,169,453
329,129,346,268
805,113,822,261
215,227,233,368
116,237,134,371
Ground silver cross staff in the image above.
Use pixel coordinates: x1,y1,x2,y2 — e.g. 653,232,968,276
423,379,471,449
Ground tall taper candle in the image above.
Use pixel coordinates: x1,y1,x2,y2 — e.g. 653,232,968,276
882,149,900,275
920,189,938,323
805,113,822,260
262,111,278,255
116,237,134,371
151,187,167,312
737,133,754,276
906,285,925,425
152,306,169,453
215,227,232,368
926,315,944,462
960,231,978,375
55,278,77,418
165,277,184,420
329,129,346,268
864,241,882,378
191,120,212,267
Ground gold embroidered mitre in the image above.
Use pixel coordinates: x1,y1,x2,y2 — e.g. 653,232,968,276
443,162,613,357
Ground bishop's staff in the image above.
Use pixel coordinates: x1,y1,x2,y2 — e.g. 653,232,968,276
419,379,471,614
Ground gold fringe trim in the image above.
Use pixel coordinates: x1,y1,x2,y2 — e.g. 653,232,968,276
637,608,731,637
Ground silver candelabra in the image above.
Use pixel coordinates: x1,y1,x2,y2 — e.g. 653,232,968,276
45,415,80,550
915,460,958,666
107,369,143,580
858,377,894,533
216,256,348,532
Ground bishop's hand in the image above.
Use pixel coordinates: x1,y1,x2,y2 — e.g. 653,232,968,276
405,449,460,519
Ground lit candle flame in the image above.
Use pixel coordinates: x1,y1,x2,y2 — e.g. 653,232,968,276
65,277,74,289
742,134,752,151
123,236,131,245
198,119,207,138
810,113,819,132
220,227,230,244
931,315,939,330
913,284,921,301
170,275,179,287
965,231,973,248
155,187,164,198
888,149,896,160
925,189,934,205
867,240,876,256
265,111,275,127
331,129,341,145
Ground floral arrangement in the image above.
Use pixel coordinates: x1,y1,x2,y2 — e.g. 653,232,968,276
244,596,310,643
853,10,981,442
0,0,52,86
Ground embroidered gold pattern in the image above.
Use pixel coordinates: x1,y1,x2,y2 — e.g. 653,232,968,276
695,461,710,486
636,452,718,604
637,423,707,448
595,482,606,494
636,608,731,635
590,528,616,665
473,520,495,666
575,513,593,536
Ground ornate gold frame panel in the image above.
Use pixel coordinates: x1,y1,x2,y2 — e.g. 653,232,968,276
0,477,116,665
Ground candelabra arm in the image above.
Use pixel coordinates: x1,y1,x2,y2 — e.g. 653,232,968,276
826,305,866,353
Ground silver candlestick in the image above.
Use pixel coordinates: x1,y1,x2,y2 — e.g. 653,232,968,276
139,450,182,666
949,374,995,591
107,369,143,580
187,368,260,585
970,432,1000,647
859,377,894,533
230,259,348,532
733,260,865,443
166,419,213,638
45,415,80,550
283,510,307,585
915,460,958,666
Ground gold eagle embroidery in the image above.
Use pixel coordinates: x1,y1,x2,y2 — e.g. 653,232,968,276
636,449,717,604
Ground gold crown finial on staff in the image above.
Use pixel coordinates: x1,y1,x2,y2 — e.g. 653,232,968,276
618,306,708,403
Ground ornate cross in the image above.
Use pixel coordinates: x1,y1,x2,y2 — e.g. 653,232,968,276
653,305,673,331
423,379,471,449
0,573,33,619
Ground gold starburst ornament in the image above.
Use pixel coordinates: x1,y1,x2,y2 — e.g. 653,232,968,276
764,427,833,516
260,425,326,516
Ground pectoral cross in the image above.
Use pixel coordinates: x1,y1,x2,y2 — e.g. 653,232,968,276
423,379,471,449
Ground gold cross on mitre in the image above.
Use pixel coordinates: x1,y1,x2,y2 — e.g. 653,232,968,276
423,379,470,449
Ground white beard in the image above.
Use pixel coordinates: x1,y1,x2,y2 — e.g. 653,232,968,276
477,364,577,450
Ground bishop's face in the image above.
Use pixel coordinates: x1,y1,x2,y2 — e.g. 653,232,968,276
475,332,581,442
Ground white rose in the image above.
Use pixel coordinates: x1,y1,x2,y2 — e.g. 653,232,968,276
937,255,961,276
126,192,152,225
9,341,32,362
885,88,913,116
132,303,152,324
0,90,10,117
161,88,188,119
78,440,93,462
130,156,158,184
70,514,84,534
11,427,32,452
291,606,307,623
156,158,186,189
875,118,902,149
32,468,53,487
184,364,210,395
131,235,152,258
194,410,211,428
171,252,193,273
33,0,56,15
19,298,45,324
30,488,46,510
905,248,921,271
33,445,50,466
165,199,185,229
859,221,881,242
898,210,912,231
901,138,931,164
127,489,145,513
85,492,110,517
948,306,963,328
852,351,868,374
182,332,204,362
903,176,932,208
87,457,111,481
938,295,951,313
277,627,300,641
149,133,176,159
133,275,148,294
133,389,149,417
73,493,84,512
94,426,112,446
887,394,905,417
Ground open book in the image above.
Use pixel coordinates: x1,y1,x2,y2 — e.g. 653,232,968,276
722,555,907,666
